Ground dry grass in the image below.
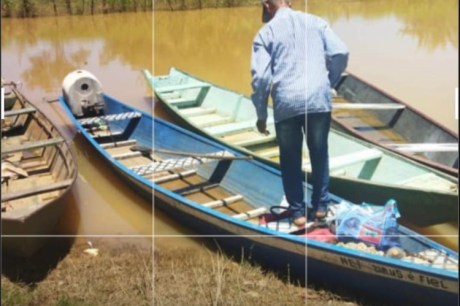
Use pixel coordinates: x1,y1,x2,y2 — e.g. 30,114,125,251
153,246,357,306
1,238,153,306
2,238,360,306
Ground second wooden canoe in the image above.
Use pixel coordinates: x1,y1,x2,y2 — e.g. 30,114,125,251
333,73,458,176
145,68,458,227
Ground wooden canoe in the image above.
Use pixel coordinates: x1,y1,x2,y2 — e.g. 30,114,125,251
333,73,458,176
1,82,78,257
59,91,458,305
145,68,458,227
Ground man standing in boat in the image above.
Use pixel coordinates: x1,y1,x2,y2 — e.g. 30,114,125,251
251,0,349,226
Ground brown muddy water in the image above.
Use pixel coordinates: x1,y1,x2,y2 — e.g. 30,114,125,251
1,0,458,253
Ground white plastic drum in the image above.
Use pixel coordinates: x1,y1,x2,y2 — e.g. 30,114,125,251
62,70,104,117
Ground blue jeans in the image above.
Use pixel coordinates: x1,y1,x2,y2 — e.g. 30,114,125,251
275,113,331,219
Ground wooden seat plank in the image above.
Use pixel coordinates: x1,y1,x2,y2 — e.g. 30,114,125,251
100,139,137,149
112,152,142,160
180,107,216,117
233,134,276,147
233,207,267,220
2,138,64,155
386,143,458,153
203,194,244,209
189,114,232,128
303,149,383,171
3,107,36,117
155,83,209,93
154,169,197,183
90,131,123,140
205,118,275,137
332,103,405,110
178,183,220,196
259,148,279,158
2,179,73,202
167,98,199,108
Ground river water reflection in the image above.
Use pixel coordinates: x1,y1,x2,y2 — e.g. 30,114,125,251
2,0,458,250
154,0,458,249
155,0,458,132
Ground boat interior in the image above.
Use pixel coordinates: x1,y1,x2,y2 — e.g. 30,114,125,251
151,69,457,194
334,74,458,170
78,104,301,233
77,99,458,273
1,85,76,215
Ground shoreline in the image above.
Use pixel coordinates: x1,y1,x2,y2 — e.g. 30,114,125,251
1,0,261,18
1,0,153,18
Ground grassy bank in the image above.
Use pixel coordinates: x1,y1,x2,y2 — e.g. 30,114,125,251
2,238,361,305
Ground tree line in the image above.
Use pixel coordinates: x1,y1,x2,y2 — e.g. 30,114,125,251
1,0,154,18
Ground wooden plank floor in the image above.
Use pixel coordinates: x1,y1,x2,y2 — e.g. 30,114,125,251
333,96,408,144
101,138,268,224
172,102,456,193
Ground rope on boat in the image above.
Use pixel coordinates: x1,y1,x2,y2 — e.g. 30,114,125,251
79,112,142,125
130,151,234,176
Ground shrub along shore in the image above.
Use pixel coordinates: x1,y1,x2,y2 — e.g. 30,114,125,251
1,0,261,18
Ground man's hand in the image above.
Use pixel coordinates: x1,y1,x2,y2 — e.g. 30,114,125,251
256,119,270,135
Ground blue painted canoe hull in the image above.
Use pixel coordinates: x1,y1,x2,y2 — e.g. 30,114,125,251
59,93,458,306
153,191,457,306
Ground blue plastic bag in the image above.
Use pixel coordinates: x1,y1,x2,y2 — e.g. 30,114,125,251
335,199,401,250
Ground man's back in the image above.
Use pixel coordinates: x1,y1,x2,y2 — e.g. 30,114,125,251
251,8,348,122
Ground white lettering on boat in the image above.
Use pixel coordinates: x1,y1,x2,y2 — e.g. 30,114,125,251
308,250,457,294
372,265,404,279
418,275,449,289
340,256,362,270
